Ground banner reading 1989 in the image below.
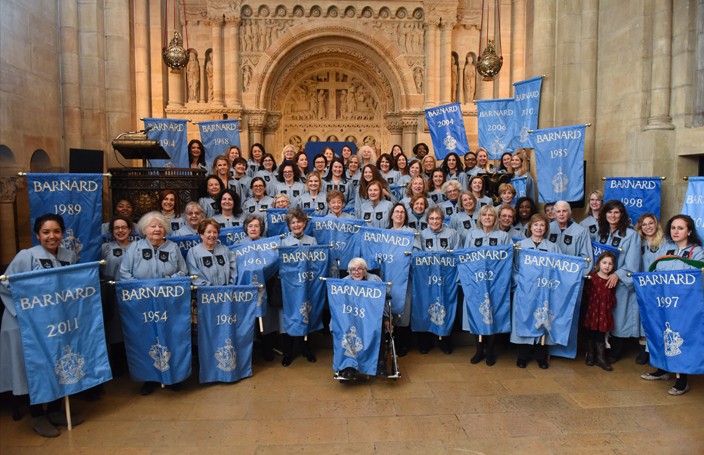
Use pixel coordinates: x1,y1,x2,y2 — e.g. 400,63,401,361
425,103,470,161
26,173,103,262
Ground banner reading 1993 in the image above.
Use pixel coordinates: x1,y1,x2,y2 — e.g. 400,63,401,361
115,277,192,385
634,270,704,374
603,177,661,223
198,119,240,166
477,98,517,159
327,278,386,376
143,118,188,168
411,251,458,336
681,176,704,241
26,173,103,263
532,124,586,203
196,285,258,383
9,262,111,404
425,103,470,161
513,249,587,346
455,245,513,336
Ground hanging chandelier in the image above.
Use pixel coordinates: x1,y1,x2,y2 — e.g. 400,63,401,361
477,0,503,81
162,1,189,73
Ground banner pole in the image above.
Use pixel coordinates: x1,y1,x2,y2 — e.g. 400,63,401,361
258,317,264,333
540,335,545,346
64,396,72,431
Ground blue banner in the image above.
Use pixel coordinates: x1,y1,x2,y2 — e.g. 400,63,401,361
634,270,704,374
591,241,620,265
265,208,289,237
359,227,413,315
410,252,458,336
307,216,363,272
513,249,587,345
510,76,542,149
511,176,528,199
9,262,111,405
143,118,189,168
455,246,513,335
196,285,258,383
115,277,192,384
230,236,281,317
532,124,586,203
327,278,386,375
218,226,247,248
425,103,471,161
198,119,241,165
279,245,329,336
681,177,704,241
26,173,103,262
167,234,201,260
477,98,517,159
603,177,661,223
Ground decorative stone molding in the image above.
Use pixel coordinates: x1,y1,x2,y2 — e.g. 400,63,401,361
384,114,403,133
0,177,18,203
247,110,267,132
265,112,281,131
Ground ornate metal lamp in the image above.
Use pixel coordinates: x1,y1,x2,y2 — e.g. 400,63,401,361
163,31,189,73
477,0,503,81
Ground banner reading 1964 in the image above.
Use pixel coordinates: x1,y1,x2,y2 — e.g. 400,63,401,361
9,262,111,404
425,103,471,161
27,173,103,263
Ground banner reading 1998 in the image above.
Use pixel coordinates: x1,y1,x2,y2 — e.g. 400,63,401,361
9,262,111,405
603,177,661,223
26,173,103,263
425,103,470,161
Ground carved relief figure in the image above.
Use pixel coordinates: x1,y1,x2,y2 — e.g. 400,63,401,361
317,89,328,119
413,67,423,94
186,52,200,102
206,54,214,101
451,53,459,103
463,52,477,103
242,64,252,92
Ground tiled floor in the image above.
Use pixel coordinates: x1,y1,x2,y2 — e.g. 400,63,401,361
1,345,703,454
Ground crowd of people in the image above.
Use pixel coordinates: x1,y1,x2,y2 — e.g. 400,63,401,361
1,140,702,437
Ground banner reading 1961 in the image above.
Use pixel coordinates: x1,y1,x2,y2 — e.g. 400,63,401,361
532,124,586,203
9,262,111,404
27,173,103,263
425,103,471,161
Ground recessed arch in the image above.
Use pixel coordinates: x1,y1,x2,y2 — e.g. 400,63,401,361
30,149,52,173
0,145,16,176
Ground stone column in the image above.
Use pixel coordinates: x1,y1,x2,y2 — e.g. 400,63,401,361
439,22,455,104
225,18,242,108
167,67,186,108
211,18,225,107
104,0,132,160
78,0,107,151
385,115,403,149
645,0,674,130
264,113,281,153
0,177,18,265
149,0,165,114
134,0,151,120
401,115,419,153
530,0,556,127
580,0,599,188
510,0,526,87
59,0,82,151
424,20,439,108
248,111,266,146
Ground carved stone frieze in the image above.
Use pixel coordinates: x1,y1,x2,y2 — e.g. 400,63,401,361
384,114,403,133
0,177,18,203
265,112,281,130
247,110,267,131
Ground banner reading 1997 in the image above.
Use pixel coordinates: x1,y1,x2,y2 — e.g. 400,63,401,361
115,277,192,385
425,103,470,161
198,119,240,166
603,177,661,223
477,98,517,159
634,270,704,374
532,124,586,203
9,262,111,404
143,118,188,168
26,173,103,263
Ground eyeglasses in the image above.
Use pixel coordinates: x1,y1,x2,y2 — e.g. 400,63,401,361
349,267,366,273
252,184,265,188
113,226,129,231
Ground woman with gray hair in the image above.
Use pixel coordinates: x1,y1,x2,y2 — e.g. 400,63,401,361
439,180,463,218
173,201,206,236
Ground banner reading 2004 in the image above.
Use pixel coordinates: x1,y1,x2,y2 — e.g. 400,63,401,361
27,173,103,262
425,103,470,161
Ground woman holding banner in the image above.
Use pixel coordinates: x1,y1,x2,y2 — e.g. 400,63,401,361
597,200,642,362
510,151,535,201
187,219,237,286
512,213,561,369
0,214,81,437
640,215,704,395
280,208,318,366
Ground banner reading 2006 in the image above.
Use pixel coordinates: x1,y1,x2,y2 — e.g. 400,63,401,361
27,173,103,262
115,277,192,384
532,124,586,203
10,263,111,404
411,252,458,336
634,270,704,374
196,285,258,383
425,103,470,161
477,98,517,159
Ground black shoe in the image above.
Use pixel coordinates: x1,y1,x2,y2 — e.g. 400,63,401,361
537,360,549,369
396,345,409,357
470,351,486,364
438,339,453,355
485,353,496,366
303,351,317,363
342,367,357,380
165,382,182,392
281,356,292,367
516,358,527,368
140,382,156,396
419,347,431,354
635,349,649,365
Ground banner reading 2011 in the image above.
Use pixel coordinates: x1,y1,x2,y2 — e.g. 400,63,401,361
9,263,111,404
27,173,103,262
532,124,586,203
681,176,704,241
425,103,470,161
510,76,543,150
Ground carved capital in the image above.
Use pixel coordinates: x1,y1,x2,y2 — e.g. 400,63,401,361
401,116,419,130
265,112,282,131
0,177,18,203
384,114,402,133
247,110,267,131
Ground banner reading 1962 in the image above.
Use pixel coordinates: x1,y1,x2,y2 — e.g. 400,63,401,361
425,103,471,161
27,173,103,263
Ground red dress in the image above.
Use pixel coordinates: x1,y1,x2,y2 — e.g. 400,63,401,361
583,272,617,332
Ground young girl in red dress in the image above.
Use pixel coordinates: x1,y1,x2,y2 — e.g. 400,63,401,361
584,251,618,371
